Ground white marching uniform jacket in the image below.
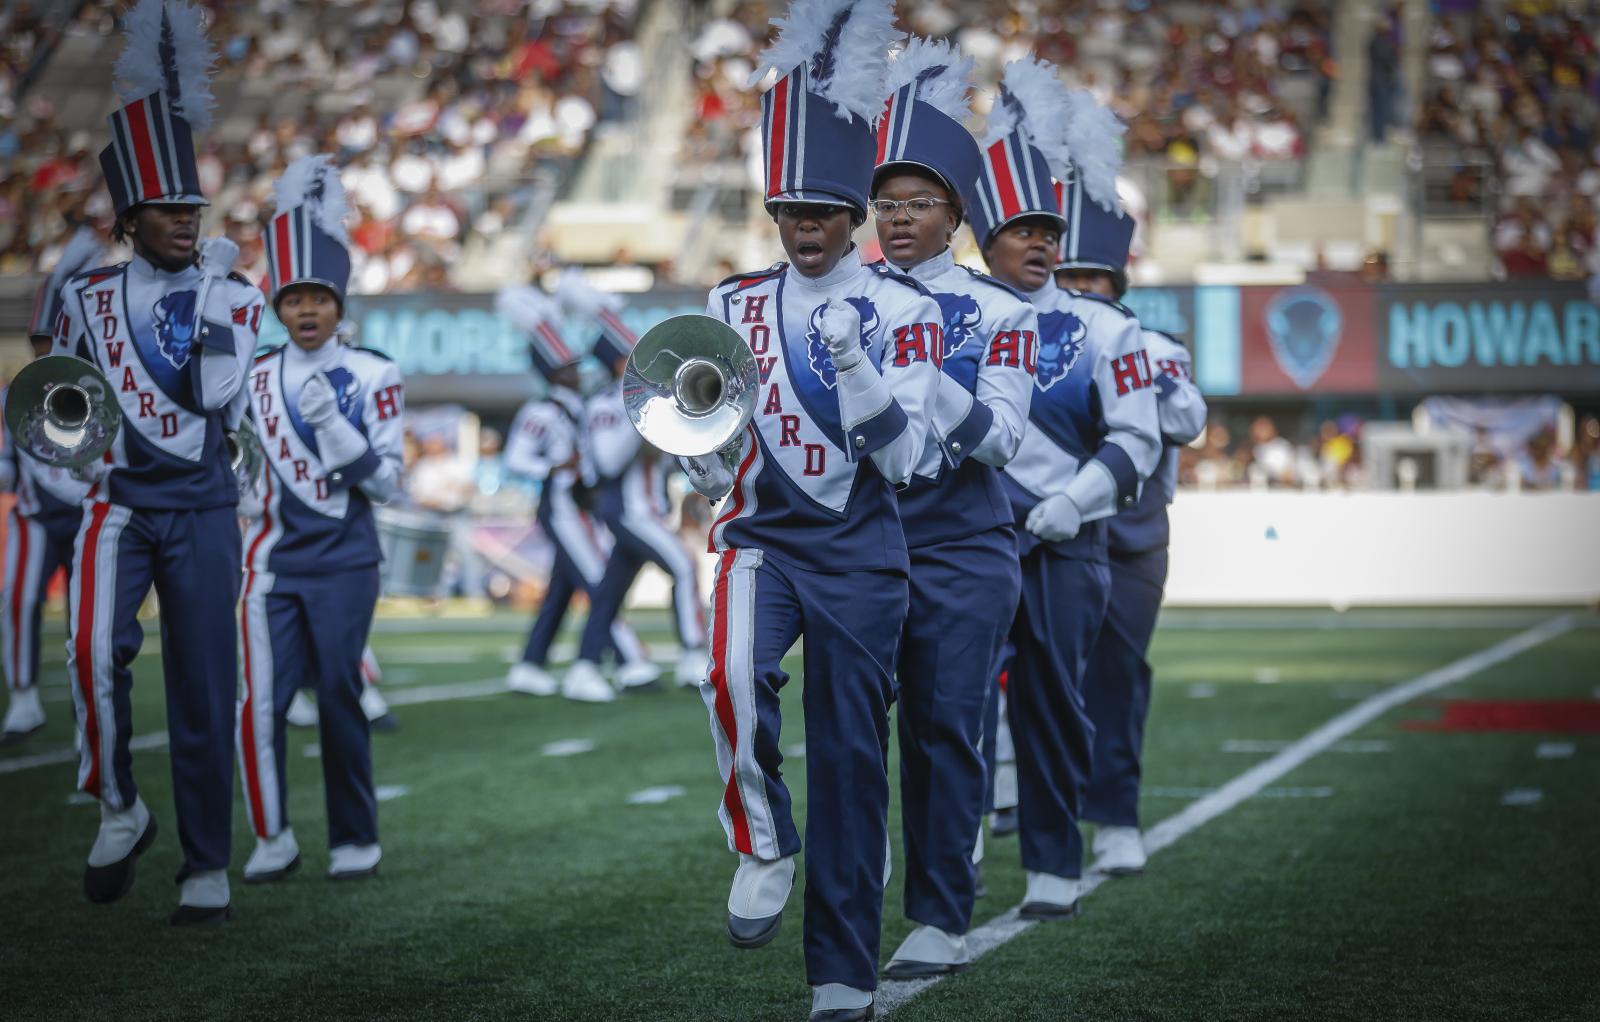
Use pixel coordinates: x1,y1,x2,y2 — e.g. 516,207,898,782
1003,286,1163,560
583,380,672,523
887,249,1036,547
1107,328,1207,556
699,254,944,574
242,342,405,576
505,386,586,524
52,254,264,509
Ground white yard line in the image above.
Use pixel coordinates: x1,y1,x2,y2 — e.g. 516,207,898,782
876,613,1576,1017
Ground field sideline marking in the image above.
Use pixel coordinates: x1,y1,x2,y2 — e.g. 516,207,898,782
876,613,1576,1016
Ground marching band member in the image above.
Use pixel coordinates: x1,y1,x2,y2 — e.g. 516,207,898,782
679,3,941,1018
498,283,657,701
1,230,101,744
559,270,708,699
1055,185,1207,876
976,62,1162,918
235,155,404,884
868,40,1036,978
53,0,262,923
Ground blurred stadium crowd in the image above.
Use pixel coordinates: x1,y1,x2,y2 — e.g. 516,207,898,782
1417,1,1600,280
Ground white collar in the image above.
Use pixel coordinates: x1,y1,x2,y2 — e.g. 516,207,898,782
899,247,955,282
284,337,343,369
784,247,867,292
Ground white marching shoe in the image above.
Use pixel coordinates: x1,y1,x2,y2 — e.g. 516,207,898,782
883,924,970,979
1019,870,1082,920
1,686,45,743
171,869,231,925
507,661,558,696
1092,825,1147,875
810,983,874,1022
726,852,795,949
328,843,381,880
244,827,301,883
359,682,397,732
84,796,156,903
285,690,318,727
615,659,662,691
674,646,710,688
561,660,616,703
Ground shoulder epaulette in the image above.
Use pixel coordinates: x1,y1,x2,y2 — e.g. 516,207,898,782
866,260,931,295
959,265,1028,302
351,344,394,363
227,270,260,289
1144,327,1187,348
70,263,126,287
717,262,785,290
1069,289,1137,320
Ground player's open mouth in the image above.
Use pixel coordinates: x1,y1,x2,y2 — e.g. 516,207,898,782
295,321,320,338
794,241,824,265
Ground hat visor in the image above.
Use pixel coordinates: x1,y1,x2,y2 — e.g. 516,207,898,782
765,190,861,215
128,193,210,208
985,210,1066,246
1052,258,1121,273
272,276,346,307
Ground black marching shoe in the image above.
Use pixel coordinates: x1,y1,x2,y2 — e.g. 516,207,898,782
83,815,158,904
809,999,874,1021
169,903,233,926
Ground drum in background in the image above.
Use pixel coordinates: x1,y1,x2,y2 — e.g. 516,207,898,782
375,507,453,597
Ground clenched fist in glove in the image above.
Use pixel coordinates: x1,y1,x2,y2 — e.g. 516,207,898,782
1026,493,1084,542
298,372,340,427
198,236,240,280
820,298,865,375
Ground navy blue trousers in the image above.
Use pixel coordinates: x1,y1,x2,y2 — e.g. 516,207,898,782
238,567,380,849
576,511,705,663
68,504,241,879
1083,549,1167,828
3,509,78,691
1008,546,1109,879
897,526,1018,935
702,549,907,991
522,508,649,668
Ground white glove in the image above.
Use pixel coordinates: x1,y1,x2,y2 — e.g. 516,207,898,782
71,457,111,485
198,236,240,280
1026,493,1084,541
820,298,865,375
298,372,339,427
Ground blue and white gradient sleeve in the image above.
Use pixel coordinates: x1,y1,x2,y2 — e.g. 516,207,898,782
197,278,262,411
1068,315,1162,521
849,294,942,484
1147,331,1207,446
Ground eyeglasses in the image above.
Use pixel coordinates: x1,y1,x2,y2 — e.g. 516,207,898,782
868,197,951,221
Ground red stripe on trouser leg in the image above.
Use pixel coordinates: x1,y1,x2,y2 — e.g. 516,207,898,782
73,502,109,798
238,571,269,837
9,513,29,687
708,551,752,853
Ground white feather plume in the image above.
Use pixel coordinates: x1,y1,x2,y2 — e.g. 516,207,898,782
1062,88,1126,212
272,155,351,248
496,284,564,336
982,59,1071,166
751,0,900,124
112,0,216,134
883,37,974,124
554,267,621,319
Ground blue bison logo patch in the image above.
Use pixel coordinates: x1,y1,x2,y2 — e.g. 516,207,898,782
152,290,198,369
933,292,983,363
323,366,362,421
1034,309,1087,391
805,296,880,389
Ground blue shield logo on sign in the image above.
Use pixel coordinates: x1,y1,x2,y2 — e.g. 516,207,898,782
1265,286,1341,389
152,290,198,369
805,297,880,389
1034,309,1087,391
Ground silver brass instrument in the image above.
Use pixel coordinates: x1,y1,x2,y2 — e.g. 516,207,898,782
3,355,121,469
225,417,265,498
623,314,756,459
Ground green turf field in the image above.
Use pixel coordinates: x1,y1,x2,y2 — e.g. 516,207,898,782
3,609,1596,1021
